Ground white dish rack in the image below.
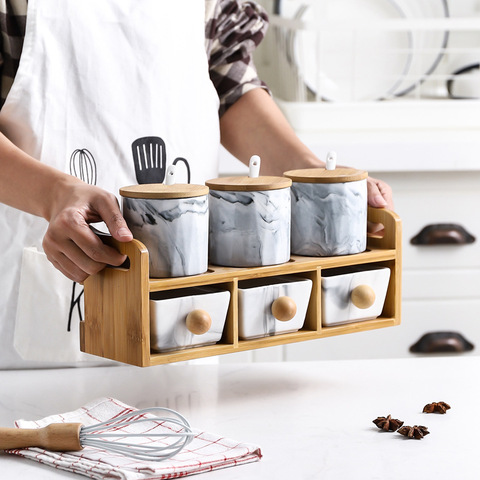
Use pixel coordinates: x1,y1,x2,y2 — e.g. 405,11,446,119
246,0,480,172
259,0,480,102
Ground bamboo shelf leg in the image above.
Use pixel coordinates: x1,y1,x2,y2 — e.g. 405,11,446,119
81,239,151,366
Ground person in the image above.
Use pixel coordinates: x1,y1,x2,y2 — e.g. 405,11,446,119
0,0,393,368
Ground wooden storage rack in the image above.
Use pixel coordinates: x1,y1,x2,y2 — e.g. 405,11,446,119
81,207,401,367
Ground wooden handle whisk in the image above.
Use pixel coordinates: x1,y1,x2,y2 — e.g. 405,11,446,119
0,407,195,461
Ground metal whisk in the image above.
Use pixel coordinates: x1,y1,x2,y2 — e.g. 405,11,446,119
0,407,195,462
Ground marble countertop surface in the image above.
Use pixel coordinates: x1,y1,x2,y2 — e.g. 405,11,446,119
0,355,478,479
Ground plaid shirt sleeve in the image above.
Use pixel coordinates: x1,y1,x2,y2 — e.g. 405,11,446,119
0,0,27,107
205,0,269,117
0,0,269,115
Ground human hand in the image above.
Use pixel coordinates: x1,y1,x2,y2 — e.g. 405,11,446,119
367,176,394,235
43,179,133,282
367,176,394,210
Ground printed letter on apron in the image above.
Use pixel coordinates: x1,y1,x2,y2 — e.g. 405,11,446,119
0,0,220,368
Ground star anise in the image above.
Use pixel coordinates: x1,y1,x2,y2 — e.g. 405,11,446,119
372,414,404,432
423,401,451,414
397,425,430,439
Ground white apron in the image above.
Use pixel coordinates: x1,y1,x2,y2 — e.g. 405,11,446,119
0,0,220,368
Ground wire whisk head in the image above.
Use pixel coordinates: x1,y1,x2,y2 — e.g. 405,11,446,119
79,407,195,461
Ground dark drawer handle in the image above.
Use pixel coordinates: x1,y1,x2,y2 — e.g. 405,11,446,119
410,224,475,245
410,331,474,354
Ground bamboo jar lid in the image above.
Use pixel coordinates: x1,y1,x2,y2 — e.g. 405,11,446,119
284,151,367,184
207,154,291,192
120,183,209,199
284,167,367,184
206,175,292,192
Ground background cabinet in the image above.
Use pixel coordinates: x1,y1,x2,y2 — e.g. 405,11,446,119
218,0,480,361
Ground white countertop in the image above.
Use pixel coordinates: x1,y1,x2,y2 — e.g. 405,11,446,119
1,356,478,479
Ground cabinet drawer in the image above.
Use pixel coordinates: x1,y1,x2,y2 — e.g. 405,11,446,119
150,287,230,352
402,194,480,269
238,276,312,340
402,299,479,355
372,172,480,270
284,298,480,361
403,269,480,300
322,265,390,326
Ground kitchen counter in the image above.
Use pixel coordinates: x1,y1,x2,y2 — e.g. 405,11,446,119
0,355,478,479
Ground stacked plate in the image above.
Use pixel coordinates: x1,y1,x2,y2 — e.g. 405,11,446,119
272,0,450,101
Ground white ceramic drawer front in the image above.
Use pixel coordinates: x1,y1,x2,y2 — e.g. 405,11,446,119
238,276,312,340
321,266,390,326
150,287,230,352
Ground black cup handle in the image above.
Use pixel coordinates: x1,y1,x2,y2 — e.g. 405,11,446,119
172,157,191,184
446,63,480,99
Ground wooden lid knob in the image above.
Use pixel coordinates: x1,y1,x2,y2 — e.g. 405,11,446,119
351,285,376,309
186,309,212,335
271,296,297,322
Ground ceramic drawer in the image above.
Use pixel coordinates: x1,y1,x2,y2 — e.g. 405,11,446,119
238,275,313,340
321,265,391,327
150,286,230,352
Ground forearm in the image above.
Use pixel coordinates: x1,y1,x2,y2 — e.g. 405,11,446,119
220,87,393,212
0,132,132,281
219,88,324,175
0,132,78,220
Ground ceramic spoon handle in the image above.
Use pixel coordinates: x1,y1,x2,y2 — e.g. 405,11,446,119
0,423,83,451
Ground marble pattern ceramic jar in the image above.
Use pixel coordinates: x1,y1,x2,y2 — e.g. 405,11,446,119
284,161,368,257
206,165,292,267
120,183,209,277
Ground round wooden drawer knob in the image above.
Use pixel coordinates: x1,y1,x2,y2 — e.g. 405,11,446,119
351,285,376,309
186,309,212,335
271,296,297,322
